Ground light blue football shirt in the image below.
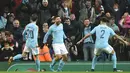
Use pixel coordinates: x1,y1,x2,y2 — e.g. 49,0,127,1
90,24,116,48
23,22,38,48
43,23,67,44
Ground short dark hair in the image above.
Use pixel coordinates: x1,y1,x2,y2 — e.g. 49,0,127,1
64,17,70,21
5,31,11,37
30,13,38,21
84,18,89,21
53,15,60,20
100,17,109,23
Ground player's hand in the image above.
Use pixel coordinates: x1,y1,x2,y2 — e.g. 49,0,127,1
76,40,83,45
124,41,129,46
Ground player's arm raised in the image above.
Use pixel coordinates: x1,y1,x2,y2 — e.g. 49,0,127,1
77,33,92,44
77,26,96,44
114,34,129,45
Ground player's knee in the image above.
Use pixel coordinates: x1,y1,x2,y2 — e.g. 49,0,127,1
55,55,62,60
111,50,115,54
62,54,68,61
34,55,39,59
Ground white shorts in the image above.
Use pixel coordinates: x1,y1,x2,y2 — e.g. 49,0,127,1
23,46,39,55
94,45,114,55
52,43,68,55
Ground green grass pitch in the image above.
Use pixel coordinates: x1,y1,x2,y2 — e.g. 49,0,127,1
0,71,130,73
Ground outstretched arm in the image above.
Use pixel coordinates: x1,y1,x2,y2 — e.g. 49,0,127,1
114,34,129,45
77,26,96,44
77,33,92,44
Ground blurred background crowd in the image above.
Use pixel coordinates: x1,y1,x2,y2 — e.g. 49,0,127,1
0,0,130,62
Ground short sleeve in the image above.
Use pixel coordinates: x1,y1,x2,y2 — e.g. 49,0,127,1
90,27,96,34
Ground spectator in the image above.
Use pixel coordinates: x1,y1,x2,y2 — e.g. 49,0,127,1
119,12,130,35
28,0,38,14
11,0,22,15
37,0,51,24
65,0,72,10
5,13,15,31
5,31,18,55
0,41,14,61
79,0,96,23
95,0,104,15
70,14,81,42
108,17,120,33
82,18,95,61
102,0,115,13
15,0,31,27
70,14,83,61
63,18,76,39
71,0,80,20
47,16,56,26
48,0,61,16
39,22,49,46
117,0,128,16
105,12,112,20
112,3,121,26
1,31,6,41
94,0,105,25
58,0,71,20
0,32,3,49
0,12,7,30
38,22,53,58
63,17,77,61
11,19,23,54
87,0,97,24
37,0,52,37
78,0,88,23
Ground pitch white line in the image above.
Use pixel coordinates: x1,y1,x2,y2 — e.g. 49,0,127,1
7,62,130,71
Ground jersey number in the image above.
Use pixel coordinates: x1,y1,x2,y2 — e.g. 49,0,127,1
26,29,34,39
100,30,105,38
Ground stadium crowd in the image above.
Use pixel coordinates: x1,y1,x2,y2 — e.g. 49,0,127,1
0,0,130,61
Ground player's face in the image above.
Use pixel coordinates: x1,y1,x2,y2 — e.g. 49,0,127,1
55,17,61,25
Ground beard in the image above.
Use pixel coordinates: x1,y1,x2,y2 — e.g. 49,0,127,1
56,21,61,25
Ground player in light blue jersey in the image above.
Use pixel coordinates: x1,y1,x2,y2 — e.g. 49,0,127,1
77,17,129,72
42,16,68,72
8,14,40,71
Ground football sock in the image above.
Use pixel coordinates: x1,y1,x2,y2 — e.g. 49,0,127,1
91,55,98,69
13,54,22,60
57,59,65,71
111,52,117,68
36,59,40,71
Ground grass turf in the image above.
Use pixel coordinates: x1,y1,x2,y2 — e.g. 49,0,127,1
0,71,130,73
